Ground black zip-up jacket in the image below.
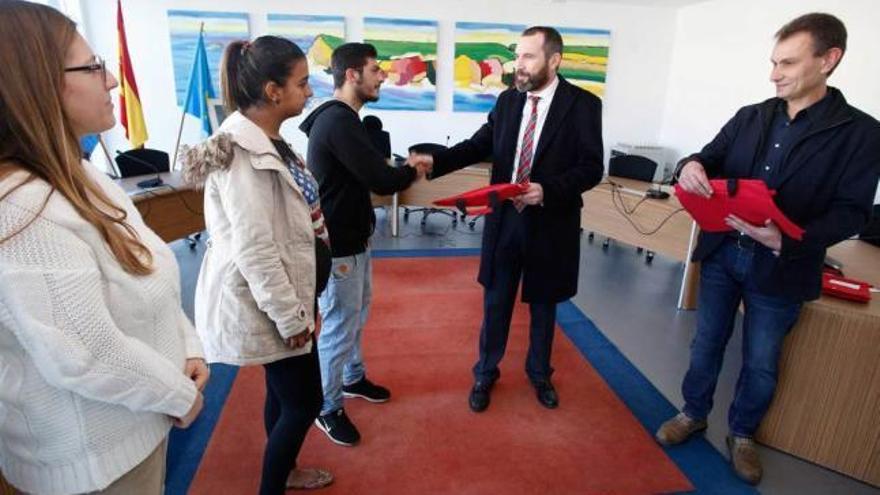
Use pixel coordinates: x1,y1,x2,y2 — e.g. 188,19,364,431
678,87,880,301
299,100,416,256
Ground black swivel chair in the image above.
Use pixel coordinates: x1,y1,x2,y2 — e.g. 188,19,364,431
364,116,397,222
364,115,391,160
588,153,659,262
402,143,459,227
115,148,170,177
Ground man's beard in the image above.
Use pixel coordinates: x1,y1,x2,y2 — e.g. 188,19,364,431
355,81,380,104
514,65,550,92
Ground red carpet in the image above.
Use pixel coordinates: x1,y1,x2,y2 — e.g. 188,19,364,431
190,256,692,494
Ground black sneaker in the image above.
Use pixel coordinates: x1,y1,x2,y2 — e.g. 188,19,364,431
314,409,360,446
342,377,391,403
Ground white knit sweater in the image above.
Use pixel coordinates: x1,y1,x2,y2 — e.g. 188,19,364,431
0,163,203,495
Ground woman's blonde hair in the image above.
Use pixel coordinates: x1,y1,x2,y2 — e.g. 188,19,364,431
0,0,153,275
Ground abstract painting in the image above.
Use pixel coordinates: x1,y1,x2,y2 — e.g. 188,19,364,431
363,17,437,111
453,22,525,113
558,27,611,98
267,14,345,102
168,10,250,106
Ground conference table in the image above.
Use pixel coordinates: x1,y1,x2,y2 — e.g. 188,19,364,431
372,163,493,237
577,177,699,308
756,240,880,486
117,172,205,243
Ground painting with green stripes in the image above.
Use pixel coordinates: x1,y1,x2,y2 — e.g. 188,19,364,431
266,14,345,103
363,17,437,111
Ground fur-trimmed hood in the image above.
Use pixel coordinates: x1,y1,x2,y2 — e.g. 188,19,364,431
177,111,286,187
178,132,235,186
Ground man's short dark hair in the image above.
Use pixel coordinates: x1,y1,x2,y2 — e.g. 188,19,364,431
776,13,847,74
331,43,378,89
521,26,564,58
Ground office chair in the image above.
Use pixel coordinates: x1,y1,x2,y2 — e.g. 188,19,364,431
402,143,459,228
588,153,659,263
364,116,399,222
364,115,391,159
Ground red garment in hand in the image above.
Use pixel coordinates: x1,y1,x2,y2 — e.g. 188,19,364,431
433,182,529,208
674,179,805,241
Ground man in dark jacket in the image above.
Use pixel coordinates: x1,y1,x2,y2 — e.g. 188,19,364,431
655,13,880,485
410,27,604,413
299,43,422,447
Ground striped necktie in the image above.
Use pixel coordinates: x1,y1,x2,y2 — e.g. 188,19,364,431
515,95,541,184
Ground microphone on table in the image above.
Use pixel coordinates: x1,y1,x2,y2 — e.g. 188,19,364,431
116,150,164,189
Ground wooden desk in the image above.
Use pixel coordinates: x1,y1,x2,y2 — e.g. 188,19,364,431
581,177,700,308
581,178,692,260
117,172,205,243
398,163,491,206
756,240,880,486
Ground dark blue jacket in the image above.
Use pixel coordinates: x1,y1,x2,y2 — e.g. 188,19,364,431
682,87,880,301
430,76,604,303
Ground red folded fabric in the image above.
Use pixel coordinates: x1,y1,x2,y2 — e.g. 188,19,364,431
433,182,529,208
674,179,805,240
822,271,872,303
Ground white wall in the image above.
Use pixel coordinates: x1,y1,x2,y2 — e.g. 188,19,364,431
80,0,678,169
658,0,880,201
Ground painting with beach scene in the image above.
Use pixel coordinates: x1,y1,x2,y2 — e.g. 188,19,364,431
558,27,611,98
363,17,437,111
453,22,525,113
267,14,345,102
168,10,250,106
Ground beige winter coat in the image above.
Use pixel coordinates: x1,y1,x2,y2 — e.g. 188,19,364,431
180,112,317,365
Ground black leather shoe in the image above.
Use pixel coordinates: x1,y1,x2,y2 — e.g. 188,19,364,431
533,380,559,409
469,380,494,412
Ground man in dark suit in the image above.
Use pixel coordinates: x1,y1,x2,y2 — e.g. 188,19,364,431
410,26,604,412
655,13,880,485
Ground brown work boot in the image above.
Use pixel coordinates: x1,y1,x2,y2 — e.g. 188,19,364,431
727,435,762,485
655,412,708,445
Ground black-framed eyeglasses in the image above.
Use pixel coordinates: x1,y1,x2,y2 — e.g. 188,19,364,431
64,55,107,83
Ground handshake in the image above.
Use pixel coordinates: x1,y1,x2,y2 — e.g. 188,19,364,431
405,152,434,178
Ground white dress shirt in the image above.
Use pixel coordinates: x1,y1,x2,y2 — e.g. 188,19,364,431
510,75,560,183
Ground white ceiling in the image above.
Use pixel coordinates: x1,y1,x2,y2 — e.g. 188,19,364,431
549,0,710,7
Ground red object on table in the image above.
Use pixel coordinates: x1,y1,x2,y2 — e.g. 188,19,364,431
821,271,872,303
674,179,805,240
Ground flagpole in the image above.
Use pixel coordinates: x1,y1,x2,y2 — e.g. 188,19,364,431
171,22,205,171
98,135,121,178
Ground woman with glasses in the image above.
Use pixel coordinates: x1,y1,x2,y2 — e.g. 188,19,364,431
0,2,207,494
179,35,332,493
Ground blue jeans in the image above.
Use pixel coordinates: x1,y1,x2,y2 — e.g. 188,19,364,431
682,237,802,437
317,249,372,415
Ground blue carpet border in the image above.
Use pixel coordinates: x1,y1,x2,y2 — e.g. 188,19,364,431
165,363,238,495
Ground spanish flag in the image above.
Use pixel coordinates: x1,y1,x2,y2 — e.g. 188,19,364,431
117,0,148,148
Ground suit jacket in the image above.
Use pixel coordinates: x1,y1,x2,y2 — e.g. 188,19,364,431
680,87,880,301
431,76,604,302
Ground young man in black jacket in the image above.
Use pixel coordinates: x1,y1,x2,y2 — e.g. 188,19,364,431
299,43,423,447
655,13,880,485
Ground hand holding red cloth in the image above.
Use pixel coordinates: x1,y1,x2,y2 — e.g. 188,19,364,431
433,182,530,215
674,179,805,241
